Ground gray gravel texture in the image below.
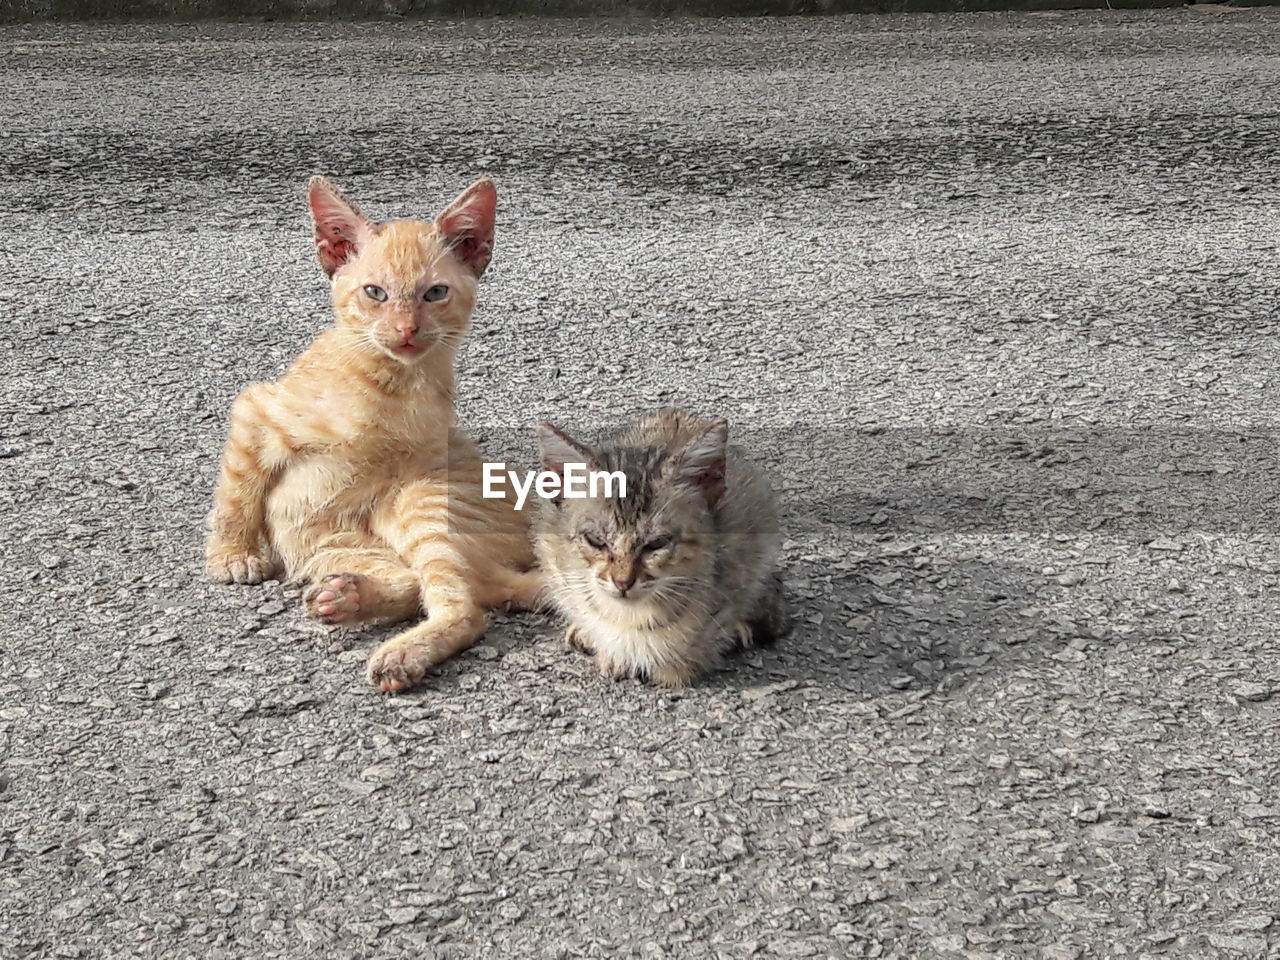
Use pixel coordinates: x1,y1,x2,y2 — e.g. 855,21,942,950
4,9,1280,959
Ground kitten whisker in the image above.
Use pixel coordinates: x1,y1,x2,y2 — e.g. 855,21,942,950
209,175,519,695
533,409,782,688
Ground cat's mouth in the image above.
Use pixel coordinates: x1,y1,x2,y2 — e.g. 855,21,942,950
598,582,650,603
382,333,436,360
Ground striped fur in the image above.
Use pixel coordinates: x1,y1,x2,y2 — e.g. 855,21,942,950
206,177,539,693
534,409,784,687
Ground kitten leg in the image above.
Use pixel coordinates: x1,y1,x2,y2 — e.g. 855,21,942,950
206,544,276,586
300,543,420,626
744,574,789,646
365,473,536,692
305,571,418,626
304,565,420,627
367,596,487,693
206,385,286,584
595,651,628,680
729,620,755,650
565,623,594,655
367,524,488,692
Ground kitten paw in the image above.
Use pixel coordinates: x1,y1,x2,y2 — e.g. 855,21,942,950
305,573,364,626
367,642,434,694
565,624,594,656
206,548,275,585
596,653,628,680
729,620,755,649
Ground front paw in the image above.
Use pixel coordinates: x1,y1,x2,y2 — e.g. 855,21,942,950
596,652,628,680
565,623,594,656
206,544,275,585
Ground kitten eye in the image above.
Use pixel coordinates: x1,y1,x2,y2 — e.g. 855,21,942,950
423,284,449,303
363,285,388,302
581,532,606,551
642,534,674,553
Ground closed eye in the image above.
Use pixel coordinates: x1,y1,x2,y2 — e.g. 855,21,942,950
363,284,387,302
581,532,606,550
642,535,674,553
424,284,449,302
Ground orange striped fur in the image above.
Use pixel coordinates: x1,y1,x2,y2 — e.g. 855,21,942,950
206,177,539,692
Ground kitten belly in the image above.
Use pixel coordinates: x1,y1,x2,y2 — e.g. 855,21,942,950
266,453,397,573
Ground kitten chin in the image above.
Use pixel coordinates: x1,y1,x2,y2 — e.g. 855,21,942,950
533,408,784,687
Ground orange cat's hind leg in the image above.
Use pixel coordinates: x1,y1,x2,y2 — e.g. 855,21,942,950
366,595,487,693
366,477,534,692
366,567,543,690
366,531,490,692
300,547,420,627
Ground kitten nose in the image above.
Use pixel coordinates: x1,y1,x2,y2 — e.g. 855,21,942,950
394,319,419,340
611,573,636,596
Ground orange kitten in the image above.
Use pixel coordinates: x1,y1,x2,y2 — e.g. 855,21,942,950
205,176,539,693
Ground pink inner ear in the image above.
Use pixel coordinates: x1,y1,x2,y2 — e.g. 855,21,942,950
315,227,359,277
308,179,371,277
438,180,497,276
448,235,491,274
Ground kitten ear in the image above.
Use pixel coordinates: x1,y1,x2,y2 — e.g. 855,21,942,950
308,176,374,278
536,422,595,480
436,178,497,278
670,419,729,508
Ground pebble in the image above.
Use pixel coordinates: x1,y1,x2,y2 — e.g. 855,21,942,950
385,907,420,926
1231,682,1271,703
742,679,799,701
1230,916,1274,933
1087,824,1140,844
1206,934,1267,954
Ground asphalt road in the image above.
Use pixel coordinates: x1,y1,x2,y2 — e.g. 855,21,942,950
3,8,1280,958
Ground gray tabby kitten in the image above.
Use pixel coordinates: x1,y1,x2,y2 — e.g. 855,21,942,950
534,408,784,687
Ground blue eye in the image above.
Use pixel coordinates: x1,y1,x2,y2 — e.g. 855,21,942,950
424,284,449,303
363,285,387,302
